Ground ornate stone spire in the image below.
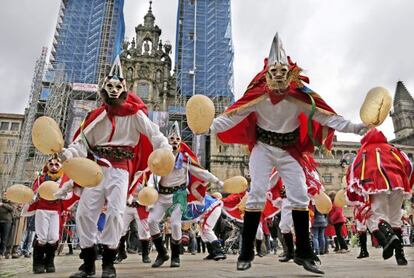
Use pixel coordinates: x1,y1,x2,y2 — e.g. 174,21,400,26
144,1,155,27
394,81,414,107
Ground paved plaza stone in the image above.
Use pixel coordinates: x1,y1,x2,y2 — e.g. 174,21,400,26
1,246,413,278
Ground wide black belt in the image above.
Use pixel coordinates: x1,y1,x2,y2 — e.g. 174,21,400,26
127,201,139,208
256,126,299,148
158,184,186,195
92,146,135,161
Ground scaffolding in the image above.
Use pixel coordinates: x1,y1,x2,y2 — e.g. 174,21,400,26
175,0,234,102
50,0,125,85
7,0,125,187
10,47,48,186
173,0,235,165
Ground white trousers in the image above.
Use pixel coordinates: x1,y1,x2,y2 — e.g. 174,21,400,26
121,206,150,240
148,194,183,241
356,219,367,232
76,167,128,249
200,206,221,243
35,209,60,244
248,142,309,211
279,198,294,234
366,190,404,232
256,223,264,240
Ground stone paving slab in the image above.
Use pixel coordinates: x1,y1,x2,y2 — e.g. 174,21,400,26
1,246,413,278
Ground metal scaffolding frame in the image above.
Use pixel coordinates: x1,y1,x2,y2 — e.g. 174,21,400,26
6,0,125,188
10,47,48,186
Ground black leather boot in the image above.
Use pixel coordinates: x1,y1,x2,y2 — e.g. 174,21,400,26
102,245,117,278
357,232,369,259
393,228,408,265
151,234,169,268
170,240,181,267
292,210,324,275
211,240,226,260
255,240,263,257
378,221,399,260
279,233,294,262
237,211,261,271
32,240,45,274
69,245,97,278
114,234,128,264
44,242,58,273
203,242,214,260
140,240,151,263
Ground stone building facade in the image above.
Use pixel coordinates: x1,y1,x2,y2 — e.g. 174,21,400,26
120,3,176,112
0,113,24,192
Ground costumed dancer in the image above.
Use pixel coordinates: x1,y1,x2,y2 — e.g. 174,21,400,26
115,170,152,264
265,169,295,263
60,57,171,278
256,171,283,258
210,33,368,274
182,181,226,261
25,157,78,274
346,128,413,266
353,204,371,259
148,122,223,268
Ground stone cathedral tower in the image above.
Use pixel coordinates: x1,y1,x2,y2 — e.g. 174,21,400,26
390,81,414,145
120,2,176,112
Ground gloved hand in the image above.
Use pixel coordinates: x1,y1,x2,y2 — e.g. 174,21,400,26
215,180,224,189
354,123,370,136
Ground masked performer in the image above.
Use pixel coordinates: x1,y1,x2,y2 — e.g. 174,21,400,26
25,158,76,274
210,33,368,274
148,122,223,268
182,182,226,261
115,171,151,264
60,57,171,278
346,128,413,266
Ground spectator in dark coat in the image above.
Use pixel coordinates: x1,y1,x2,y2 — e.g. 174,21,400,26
0,195,15,258
311,205,328,255
328,192,349,253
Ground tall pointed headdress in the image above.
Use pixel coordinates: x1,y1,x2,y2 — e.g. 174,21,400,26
268,32,288,65
168,121,181,139
108,55,125,81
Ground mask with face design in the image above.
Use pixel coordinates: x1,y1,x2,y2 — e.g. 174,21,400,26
100,56,127,101
168,121,181,152
266,33,292,91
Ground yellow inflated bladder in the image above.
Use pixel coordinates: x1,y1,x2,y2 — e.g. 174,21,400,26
147,148,175,177
334,189,347,208
138,187,159,206
62,158,104,187
38,181,60,201
5,184,34,204
32,116,64,155
314,191,332,214
360,87,392,127
186,95,215,134
223,176,248,194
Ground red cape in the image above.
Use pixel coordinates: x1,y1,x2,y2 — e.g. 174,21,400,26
346,128,413,200
217,58,336,153
174,142,205,203
72,92,153,186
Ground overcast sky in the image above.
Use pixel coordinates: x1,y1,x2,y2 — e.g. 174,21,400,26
1,0,413,142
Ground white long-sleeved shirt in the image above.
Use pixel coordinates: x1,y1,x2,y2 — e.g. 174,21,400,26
210,95,359,135
159,161,219,188
63,110,171,160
